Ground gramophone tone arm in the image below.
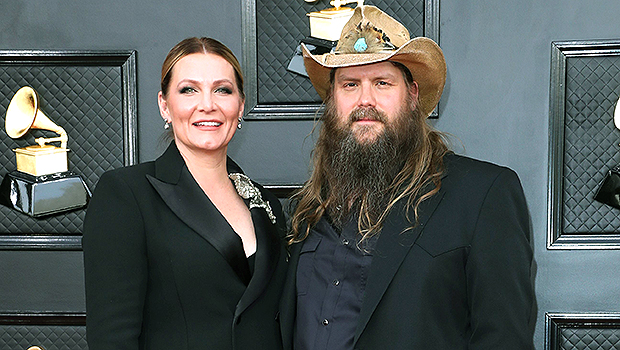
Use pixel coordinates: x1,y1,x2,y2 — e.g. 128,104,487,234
34,126,68,149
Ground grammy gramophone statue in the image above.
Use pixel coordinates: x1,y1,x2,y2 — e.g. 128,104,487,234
287,0,364,76
0,86,91,217
306,0,364,41
594,94,620,210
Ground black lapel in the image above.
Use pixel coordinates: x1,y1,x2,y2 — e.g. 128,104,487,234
353,188,445,344
146,143,251,285
235,195,281,317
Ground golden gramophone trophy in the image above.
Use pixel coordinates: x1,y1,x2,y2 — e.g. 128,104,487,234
306,0,364,41
0,86,90,217
287,0,363,76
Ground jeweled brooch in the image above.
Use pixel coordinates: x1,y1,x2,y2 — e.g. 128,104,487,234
229,173,277,224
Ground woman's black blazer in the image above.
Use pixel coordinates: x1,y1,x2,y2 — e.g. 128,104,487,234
83,142,287,350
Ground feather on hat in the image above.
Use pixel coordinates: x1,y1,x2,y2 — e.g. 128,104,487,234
302,5,446,117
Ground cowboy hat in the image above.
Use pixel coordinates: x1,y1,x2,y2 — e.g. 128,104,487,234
302,5,447,117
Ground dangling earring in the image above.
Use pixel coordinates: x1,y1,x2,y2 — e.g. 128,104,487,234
164,120,171,130
237,117,243,129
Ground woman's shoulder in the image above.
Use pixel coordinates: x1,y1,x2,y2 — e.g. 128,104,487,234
94,160,157,192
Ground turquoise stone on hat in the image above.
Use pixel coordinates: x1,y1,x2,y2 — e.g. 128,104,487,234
354,37,368,52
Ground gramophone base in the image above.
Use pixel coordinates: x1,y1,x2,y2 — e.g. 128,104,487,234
0,171,91,217
14,145,68,176
307,7,354,41
287,37,337,77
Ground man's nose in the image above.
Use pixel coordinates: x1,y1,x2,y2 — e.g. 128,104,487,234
358,83,376,107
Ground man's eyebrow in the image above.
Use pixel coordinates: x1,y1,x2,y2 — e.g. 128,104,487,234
336,73,399,82
335,73,360,82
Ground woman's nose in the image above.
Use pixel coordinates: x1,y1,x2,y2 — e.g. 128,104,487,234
198,92,214,111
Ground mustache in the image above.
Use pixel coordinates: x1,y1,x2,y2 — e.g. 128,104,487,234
348,107,387,124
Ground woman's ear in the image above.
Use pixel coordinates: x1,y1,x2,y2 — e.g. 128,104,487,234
157,91,170,121
238,98,245,120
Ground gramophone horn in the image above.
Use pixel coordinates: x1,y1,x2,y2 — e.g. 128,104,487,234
5,86,67,148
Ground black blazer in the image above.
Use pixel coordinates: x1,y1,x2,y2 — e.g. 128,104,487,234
280,154,534,349
83,143,287,350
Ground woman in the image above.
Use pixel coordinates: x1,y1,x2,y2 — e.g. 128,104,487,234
82,37,287,350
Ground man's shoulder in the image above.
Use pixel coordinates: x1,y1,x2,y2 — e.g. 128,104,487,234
444,153,514,173
442,153,520,187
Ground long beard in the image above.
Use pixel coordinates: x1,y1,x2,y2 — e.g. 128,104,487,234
318,97,418,229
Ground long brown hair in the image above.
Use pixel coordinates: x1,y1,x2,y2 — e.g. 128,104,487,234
290,66,450,244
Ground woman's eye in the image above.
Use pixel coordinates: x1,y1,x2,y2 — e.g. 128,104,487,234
215,87,233,94
180,86,197,94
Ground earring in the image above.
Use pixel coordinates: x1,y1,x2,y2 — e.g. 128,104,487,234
164,120,171,130
237,117,243,129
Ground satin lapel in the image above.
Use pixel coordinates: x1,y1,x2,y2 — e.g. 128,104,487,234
146,143,251,284
235,196,281,317
353,189,446,344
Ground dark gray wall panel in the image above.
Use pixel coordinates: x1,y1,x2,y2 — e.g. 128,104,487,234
0,251,84,311
1,2,620,350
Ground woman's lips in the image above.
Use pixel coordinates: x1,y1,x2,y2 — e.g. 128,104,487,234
193,121,222,127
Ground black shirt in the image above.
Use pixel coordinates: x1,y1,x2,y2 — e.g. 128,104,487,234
294,215,378,350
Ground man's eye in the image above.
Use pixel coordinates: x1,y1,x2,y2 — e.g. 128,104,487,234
377,81,389,86
344,82,357,88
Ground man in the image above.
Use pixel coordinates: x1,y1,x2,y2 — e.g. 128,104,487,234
280,5,534,350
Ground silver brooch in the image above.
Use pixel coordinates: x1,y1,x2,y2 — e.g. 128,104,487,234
229,173,277,224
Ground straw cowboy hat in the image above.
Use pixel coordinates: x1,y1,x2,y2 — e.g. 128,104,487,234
302,5,447,117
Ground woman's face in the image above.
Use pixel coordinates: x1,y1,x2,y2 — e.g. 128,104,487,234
158,52,244,157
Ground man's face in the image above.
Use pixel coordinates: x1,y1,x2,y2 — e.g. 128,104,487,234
332,61,418,143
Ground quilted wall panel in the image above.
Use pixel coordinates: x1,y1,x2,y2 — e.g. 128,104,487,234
547,314,620,350
559,327,620,350
548,41,620,247
0,51,136,240
255,0,425,104
0,314,87,350
562,55,620,233
0,324,87,350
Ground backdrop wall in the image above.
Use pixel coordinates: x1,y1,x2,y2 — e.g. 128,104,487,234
1,1,620,348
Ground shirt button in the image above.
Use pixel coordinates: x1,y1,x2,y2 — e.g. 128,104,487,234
341,238,349,245
332,279,340,286
322,319,329,326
